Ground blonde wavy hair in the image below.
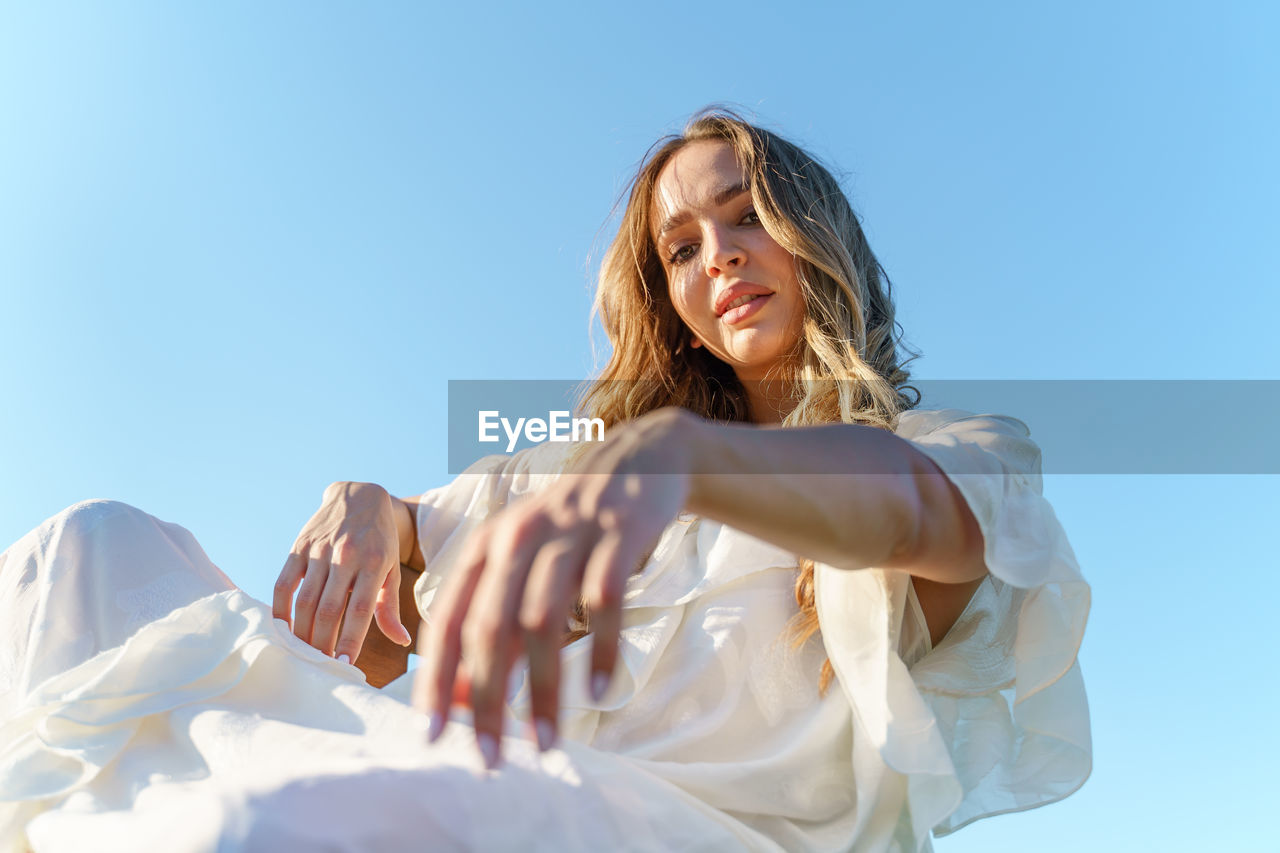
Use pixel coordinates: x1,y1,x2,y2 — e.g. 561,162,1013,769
566,108,921,694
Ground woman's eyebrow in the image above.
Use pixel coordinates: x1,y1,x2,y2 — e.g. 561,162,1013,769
656,182,751,238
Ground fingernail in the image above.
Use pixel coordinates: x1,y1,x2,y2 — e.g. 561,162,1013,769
534,718,555,752
337,654,351,665
590,672,609,703
426,711,444,743
477,733,499,769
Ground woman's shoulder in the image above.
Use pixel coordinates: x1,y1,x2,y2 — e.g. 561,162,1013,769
893,406,1031,440
893,407,1042,479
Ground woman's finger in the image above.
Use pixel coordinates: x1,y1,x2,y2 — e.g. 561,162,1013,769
311,558,356,657
273,549,306,628
415,524,492,739
520,533,591,752
579,527,642,703
292,549,330,646
334,562,386,663
464,514,549,767
372,562,412,647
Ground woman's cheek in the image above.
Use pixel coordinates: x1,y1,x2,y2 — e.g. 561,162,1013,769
671,273,706,325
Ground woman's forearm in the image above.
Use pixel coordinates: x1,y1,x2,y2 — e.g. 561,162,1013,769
676,411,985,583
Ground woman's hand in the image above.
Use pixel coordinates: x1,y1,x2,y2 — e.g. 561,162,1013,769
274,481,415,662
412,407,697,768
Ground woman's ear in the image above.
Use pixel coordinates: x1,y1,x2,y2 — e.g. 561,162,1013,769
690,336,703,349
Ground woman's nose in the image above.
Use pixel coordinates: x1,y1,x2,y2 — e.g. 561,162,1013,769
703,226,744,277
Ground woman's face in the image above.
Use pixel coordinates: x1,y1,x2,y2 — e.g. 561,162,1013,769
650,140,806,383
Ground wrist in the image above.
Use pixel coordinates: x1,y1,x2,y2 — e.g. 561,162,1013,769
640,407,705,503
390,494,422,569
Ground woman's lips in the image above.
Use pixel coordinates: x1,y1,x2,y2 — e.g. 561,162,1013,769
721,293,771,325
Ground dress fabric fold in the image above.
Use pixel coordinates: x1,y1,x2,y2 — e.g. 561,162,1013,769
0,408,1090,852
814,410,1091,843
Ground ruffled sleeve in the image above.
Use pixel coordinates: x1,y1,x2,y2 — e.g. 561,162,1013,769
411,441,573,619
814,408,1090,849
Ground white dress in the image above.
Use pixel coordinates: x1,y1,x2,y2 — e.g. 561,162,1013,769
0,408,1091,852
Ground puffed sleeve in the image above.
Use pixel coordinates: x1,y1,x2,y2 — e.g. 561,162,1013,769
813,408,1090,850
411,441,572,619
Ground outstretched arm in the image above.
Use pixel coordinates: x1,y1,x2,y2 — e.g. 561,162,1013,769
680,413,987,585
680,413,989,650
415,406,987,768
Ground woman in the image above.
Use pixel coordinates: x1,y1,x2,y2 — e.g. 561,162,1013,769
0,110,1090,851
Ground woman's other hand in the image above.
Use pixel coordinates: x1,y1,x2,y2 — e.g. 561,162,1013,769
412,407,696,768
274,481,415,662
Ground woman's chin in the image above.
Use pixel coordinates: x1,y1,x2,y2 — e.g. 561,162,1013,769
715,336,796,380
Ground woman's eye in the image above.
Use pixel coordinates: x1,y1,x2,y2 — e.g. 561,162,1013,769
669,244,697,265
741,209,761,225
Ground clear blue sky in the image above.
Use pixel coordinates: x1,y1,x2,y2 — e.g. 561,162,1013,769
1,2,1276,849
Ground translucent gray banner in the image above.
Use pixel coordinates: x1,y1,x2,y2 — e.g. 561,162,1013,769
447,380,1280,475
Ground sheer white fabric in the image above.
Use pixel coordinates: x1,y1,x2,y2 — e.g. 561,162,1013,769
0,408,1090,852
814,410,1091,844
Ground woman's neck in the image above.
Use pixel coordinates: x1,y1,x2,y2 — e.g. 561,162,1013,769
740,378,797,425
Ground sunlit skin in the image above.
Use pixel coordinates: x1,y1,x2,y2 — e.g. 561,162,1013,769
276,141,990,773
